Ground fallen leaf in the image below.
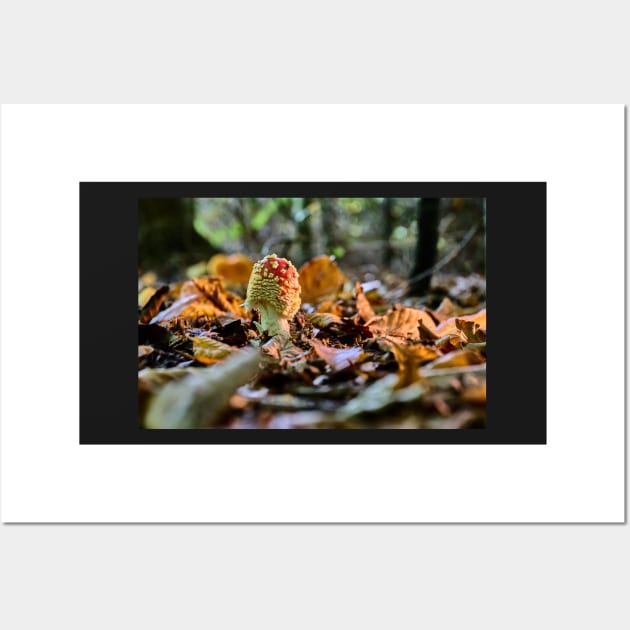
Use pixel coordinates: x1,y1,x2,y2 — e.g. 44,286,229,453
144,348,261,429
139,285,169,323
305,312,343,328
424,349,485,370
455,318,487,343
150,294,200,324
299,255,347,303
431,297,459,322
378,336,438,387
355,282,376,322
138,286,158,308
309,338,364,371
367,307,436,340
207,253,254,285
191,277,246,316
192,336,238,364
434,309,486,337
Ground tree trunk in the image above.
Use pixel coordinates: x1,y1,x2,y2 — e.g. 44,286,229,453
408,197,440,296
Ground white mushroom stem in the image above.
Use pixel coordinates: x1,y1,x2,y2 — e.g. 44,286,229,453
257,304,291,336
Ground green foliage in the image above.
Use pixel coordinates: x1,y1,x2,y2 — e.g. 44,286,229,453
251,199,279,230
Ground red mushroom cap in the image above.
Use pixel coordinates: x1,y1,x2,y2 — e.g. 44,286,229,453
244,254,301,333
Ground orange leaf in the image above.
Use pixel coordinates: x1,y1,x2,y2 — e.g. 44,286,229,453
367,307,436,340
298,256,346,304
355,282,376,322
378,337,436,387
434,309,486,337
424,349,485,370
207,253,254,285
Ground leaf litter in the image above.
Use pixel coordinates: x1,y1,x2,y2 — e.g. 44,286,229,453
138,260,486,429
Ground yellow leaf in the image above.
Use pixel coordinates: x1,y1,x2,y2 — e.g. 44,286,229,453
192,336,237,364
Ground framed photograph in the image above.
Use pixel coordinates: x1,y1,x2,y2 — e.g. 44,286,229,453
80,182,545,445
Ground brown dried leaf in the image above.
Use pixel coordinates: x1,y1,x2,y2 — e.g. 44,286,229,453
150,294,200,324
180,301,223,321
455,318,487,343
431,297,459,322
309,338,364,371
192,277,246,317
424,349,485,370
139,285,169,323
367,307,436,340
434,309,486,337
305,312,343,329
299,255,347,304
355,282,376,322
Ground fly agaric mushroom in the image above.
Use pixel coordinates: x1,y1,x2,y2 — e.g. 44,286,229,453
243,254,301,336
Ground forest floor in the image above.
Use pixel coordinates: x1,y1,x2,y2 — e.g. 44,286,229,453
138,255,486,430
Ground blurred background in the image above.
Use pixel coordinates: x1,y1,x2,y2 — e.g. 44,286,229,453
138,197,485,301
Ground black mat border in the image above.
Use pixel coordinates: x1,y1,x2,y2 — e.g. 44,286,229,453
80,182,546,445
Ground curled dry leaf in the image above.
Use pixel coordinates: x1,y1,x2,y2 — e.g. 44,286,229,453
150,277,246,324
378,336,438,387
309,338,364,372
207,253,254,285
431,297,459,322
424,349,485,370
305,312,343,329
150,294,200,324
455,318,487,343
367,307,436,340
298,255,347,304
138,286,158,308
139,285,170,323
191,277,247,317
144,348,260,429
355,282,376,322
192,336,238,364
434,308,486,338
